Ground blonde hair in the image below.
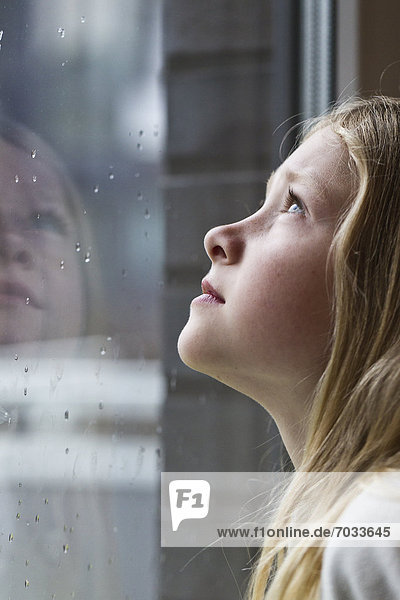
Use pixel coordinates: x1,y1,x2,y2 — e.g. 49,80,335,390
248,96,400,599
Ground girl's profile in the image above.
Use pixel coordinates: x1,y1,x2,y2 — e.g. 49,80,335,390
178,96,400,599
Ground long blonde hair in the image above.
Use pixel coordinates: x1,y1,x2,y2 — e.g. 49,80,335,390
248,96,400,599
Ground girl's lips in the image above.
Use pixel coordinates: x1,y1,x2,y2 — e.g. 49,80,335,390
199,278,225,304
0,280,41,308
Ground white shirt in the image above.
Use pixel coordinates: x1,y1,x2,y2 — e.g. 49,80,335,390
320,475,400,599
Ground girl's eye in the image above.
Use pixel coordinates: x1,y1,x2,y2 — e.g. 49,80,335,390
29,211,67,235
281,187,306,216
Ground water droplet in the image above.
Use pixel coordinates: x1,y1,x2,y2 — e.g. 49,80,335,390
137,191,143,201
87,563,93,571
137,143,142,151
93,184,99,194
65,448,69,455
8,533,13,542
60,260,65,270
81,16,86,23
25,297,30,305
100,347,106,356
75,242,81,252
134,172,140,178
64,410,69,420
63,544,69,553
84,251,91,263
25,579,29,588
35,514,39,523
25,559,29,566
108,172,114,180
122,268,127,279
144,208,150,219
24,387,27,396
44,498,49,505
14,175,19,183
98,402,104,410
24,366,28,373
0,31,4,42
156,425,162,434
14,354,18,360
106,336,112,342
31,149,37,159
32,175,37,183
0,407,11,424
139,130,144,137
37,213,40,220
57,27,65,38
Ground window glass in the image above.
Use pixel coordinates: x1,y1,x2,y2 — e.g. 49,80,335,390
0,2,163,598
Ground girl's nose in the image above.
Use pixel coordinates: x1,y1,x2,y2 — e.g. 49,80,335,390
204,222,244,264
0,231,33,269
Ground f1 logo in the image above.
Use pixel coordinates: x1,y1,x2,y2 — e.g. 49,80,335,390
169,480,210,531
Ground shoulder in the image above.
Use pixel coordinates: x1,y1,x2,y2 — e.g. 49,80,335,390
320,474,400,600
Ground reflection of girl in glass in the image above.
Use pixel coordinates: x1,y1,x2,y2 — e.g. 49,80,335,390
0,118,101,345
178,96,400,599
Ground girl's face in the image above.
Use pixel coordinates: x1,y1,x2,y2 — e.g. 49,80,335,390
178,127,354,408
0,140,85,345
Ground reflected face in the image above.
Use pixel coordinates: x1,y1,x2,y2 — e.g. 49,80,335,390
0,140,85,344
178,128,354,405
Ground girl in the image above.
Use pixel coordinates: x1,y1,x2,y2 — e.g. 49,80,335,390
178,96,400,599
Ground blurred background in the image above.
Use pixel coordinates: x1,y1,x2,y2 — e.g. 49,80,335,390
0,0,399,598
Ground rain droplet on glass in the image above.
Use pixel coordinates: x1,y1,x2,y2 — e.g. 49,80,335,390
137,143,142,151
122,268,127,279
35,514,39,523
0,407,11,424
98,402,104,410
137,191,143,201
57,27,65,38
106,336,112,342
108,172,114,180
32,175,37,183
14,175,19,183
14,354,18,360
16,512,21,519
63,544,69,554
81,16,86,23
31,149,37,159
24,366,28,373
93,184,99,194
100,347,106,356
24,387,27,396
60,260,65,270
139,130,144,137
25,297,30,305
44,498,49,505
144,208,150,219
25,580,29,589
84,251,91,263
0,31,3,42
64,410,69,420
65,448,69,454
75,242,81,252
